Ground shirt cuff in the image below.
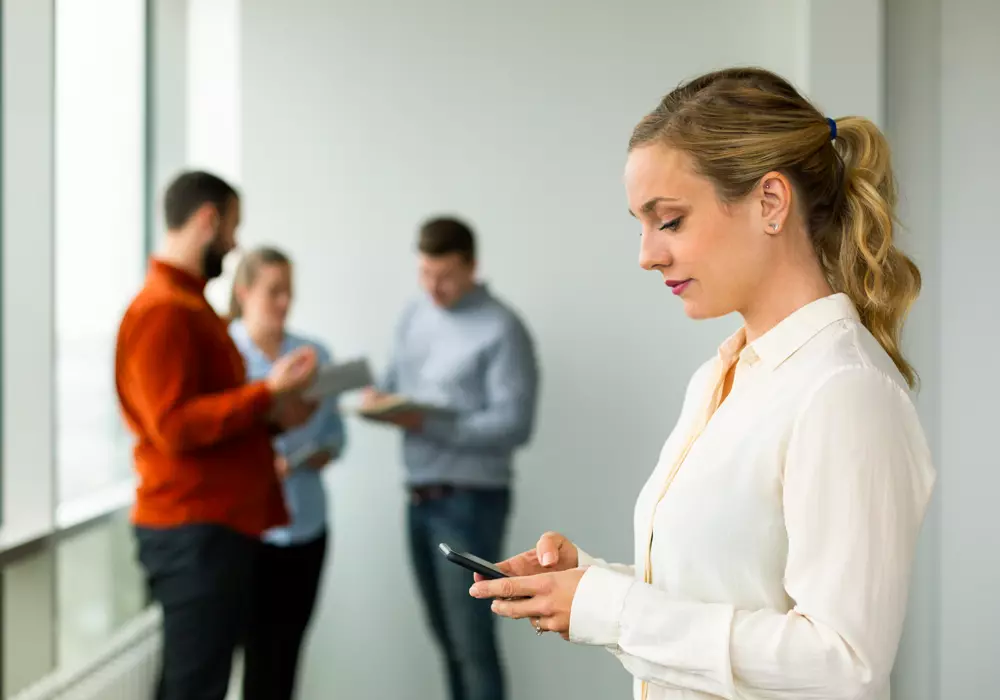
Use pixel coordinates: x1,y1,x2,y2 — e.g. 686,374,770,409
576,547,599,568
569,565,635,647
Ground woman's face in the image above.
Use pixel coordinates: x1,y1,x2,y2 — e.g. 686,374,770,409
241,262,292,332
625,144,773,320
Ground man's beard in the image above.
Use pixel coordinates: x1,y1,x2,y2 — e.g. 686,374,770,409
201,236,227,280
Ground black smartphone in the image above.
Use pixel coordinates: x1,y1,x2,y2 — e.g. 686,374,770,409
438,542,508,580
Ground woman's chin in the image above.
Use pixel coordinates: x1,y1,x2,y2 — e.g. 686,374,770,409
682,298,724,321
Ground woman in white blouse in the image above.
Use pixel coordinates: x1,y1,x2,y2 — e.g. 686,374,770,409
469,67,935,700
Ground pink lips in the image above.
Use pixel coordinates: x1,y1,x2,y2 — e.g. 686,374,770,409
666,279,692,296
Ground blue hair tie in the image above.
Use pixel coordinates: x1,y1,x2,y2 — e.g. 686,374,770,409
826,117,838,140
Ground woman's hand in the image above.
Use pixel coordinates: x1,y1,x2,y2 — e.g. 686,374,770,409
274,455,290,479
469,568,587,640
267,346,318,396
473,531,578,582
305,448,336,470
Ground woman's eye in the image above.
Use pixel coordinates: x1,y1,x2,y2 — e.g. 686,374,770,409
659,217,683,231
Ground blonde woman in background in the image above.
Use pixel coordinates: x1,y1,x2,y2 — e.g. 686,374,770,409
470,67,935,700
229,246,346,700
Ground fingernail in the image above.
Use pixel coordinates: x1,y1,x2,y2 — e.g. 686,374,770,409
469,585,479,597
491,601,499,612
541,553,556,566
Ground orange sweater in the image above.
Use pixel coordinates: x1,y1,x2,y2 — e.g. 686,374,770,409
115,260,288,536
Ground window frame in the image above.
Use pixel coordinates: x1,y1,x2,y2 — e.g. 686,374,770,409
0,0,156,690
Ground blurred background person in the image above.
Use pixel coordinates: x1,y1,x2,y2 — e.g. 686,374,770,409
115,172,318,700
229,246,346,700
364,217,540,700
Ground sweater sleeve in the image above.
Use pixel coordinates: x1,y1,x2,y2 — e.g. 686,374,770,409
121,304,274,455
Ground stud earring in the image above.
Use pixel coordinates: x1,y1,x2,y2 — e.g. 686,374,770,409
769,222,779,232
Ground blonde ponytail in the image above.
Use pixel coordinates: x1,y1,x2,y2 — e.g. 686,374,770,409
228,260,246,320
826,117,921,388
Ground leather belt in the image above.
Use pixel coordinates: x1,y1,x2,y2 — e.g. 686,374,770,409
409,484,455,505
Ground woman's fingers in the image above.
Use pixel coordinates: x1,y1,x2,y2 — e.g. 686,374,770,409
490,595,553,620
473,531,574,585
489,550,538,577
470,571,574,637
536,531,564,567
469,573,546,601
473,556,523,583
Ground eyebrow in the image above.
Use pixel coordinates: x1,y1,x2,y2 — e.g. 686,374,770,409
628,196,680,218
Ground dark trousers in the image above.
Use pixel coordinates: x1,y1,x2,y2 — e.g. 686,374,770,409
136,524,258,700
242,532,328,700
408,487,511,700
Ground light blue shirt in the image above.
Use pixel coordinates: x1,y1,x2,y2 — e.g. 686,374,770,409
381,283,539,488
229,320,346,546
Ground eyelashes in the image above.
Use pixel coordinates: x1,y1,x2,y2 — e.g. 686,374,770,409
639,216,684,237
659,216,683,232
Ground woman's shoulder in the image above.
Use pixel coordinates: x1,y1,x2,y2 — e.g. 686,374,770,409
787,323,928,451
797,317,914,400
686,355,720,398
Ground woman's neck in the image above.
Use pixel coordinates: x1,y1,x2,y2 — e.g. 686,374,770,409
740,252,833,343
246,322,284,360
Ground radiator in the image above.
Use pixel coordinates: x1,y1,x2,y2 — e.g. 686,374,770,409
10,607,161,700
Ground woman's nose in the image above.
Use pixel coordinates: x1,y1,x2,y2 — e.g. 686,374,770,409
638,231,670,271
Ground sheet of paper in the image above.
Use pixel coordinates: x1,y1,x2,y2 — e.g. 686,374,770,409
303,358,374,400
356,393,454,419
285,439,321,469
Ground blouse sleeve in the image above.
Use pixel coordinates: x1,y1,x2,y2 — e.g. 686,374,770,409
575,547,635,578
568,366,935,699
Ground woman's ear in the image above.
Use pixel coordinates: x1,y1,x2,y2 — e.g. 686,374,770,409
233,283,250,309
758,171,793,235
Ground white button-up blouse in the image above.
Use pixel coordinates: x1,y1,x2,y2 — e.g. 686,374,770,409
568,293,936,700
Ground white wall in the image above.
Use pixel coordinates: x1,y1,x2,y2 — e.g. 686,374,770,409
149,0,190,245
937,0,1000,694
186,0,240,182
186,0,243,313
885,2,942,697
886,0,1000,695
238,2,810,698
802,0,885,124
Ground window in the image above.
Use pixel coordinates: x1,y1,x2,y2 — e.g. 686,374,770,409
54,0,147,509
2,0,59,548
1,0,154,694
2,513,148,697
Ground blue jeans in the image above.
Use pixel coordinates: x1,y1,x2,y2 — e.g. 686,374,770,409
408,487,510,700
